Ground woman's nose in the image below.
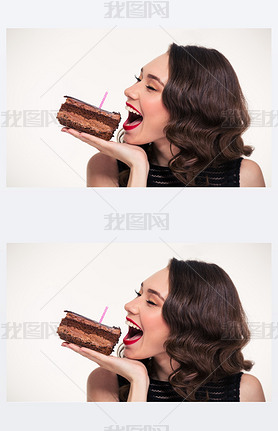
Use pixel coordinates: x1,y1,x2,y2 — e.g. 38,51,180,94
124,82,139,100
124,297,139,314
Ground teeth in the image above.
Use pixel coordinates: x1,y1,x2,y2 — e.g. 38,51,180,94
125,105,142,116
125,320,142,330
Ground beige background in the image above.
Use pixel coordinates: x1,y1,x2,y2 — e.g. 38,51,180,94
6,242,271,401
6,28,271,187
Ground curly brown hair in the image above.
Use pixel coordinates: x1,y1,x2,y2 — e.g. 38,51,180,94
118,43,253,186
162,258,253,400
118,258,253,401
164,44,253,185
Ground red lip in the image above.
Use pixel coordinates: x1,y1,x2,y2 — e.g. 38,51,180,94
123,121,141,131
126,316,142,330
126,103,142,116
123,333,143,345
123,102,143,131
123,316,143,346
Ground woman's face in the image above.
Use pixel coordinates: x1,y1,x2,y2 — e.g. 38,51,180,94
123,53,170,146
123,267,170,360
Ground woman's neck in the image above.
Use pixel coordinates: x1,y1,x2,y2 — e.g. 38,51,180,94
151,355,179,381
151,139,179,167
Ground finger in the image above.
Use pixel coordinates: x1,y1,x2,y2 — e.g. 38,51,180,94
61,342,82,353
62,128,82,137
79,132,116,150
79,347,112,360
62,128,114,152
61,127,104,144
61,343,98,362
61,342,109,364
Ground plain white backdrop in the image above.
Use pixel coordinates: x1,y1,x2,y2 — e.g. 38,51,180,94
6,28,271,187
6,242,271,402
1,1,277,428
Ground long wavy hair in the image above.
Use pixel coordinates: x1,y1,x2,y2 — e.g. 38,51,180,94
118,258,253,401
118,43,253,186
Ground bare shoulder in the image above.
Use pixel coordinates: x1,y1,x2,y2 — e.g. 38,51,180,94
87,367,119,402
240,373,265,402
87,153,119,187
240,159,265,187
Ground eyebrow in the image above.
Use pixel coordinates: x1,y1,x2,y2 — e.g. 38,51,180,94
141,67,165,87
141,282,165,301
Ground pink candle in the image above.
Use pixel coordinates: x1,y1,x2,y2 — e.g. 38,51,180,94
99,91,108,109
99,306,108,324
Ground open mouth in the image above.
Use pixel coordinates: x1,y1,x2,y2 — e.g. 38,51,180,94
123,319,143,345
123,104,143,131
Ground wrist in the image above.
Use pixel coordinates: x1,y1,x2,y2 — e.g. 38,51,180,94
127,162,149,187
129,161,149,178
129,371,150,386
127,150,149,169
130,165,149,180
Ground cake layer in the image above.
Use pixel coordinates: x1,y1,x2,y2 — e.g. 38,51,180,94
57,112,115,140
58,326,115,355
59,317,119,343
63,310,121,335
62,96,121,127
57,96,121,140
57,310,121,355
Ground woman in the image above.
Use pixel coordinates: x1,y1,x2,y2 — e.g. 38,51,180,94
62,43,265,187
62,258,265,402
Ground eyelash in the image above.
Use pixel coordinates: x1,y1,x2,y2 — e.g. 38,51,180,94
134,75,157,92
134,289,157,306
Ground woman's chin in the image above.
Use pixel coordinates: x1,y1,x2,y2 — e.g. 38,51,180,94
123,133,148,146
124,352,136,359
123,350,142,360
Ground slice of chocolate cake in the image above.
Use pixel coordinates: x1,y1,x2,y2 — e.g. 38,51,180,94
57,96,121,140
57,310,121,355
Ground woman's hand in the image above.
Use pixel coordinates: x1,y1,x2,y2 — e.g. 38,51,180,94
61,128,149,171
61,342,149,385
62,128,150,187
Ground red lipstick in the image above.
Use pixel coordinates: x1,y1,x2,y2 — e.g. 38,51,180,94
123,103,143,131
126,317,142,330
123,316,143,346
126,103,142,116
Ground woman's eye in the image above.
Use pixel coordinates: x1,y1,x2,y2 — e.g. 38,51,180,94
134,290,157,305
146,85,157,91
134,75,157,91
146,300,157,306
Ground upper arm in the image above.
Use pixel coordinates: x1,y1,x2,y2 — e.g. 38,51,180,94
87,367,119,402
239,159,265,187
87,153,119,187
240,373,265,402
